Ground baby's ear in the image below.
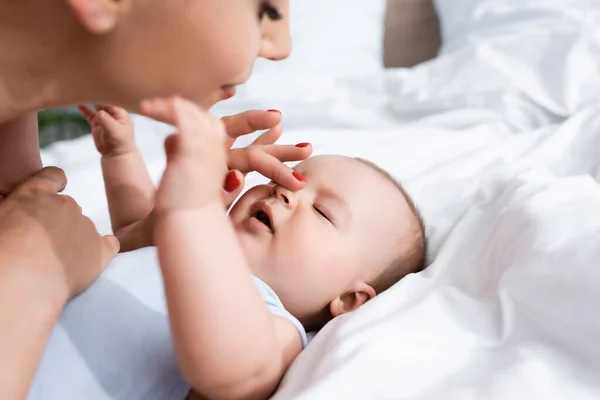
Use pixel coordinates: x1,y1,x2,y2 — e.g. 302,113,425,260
65,0,130,34
329,283,376,318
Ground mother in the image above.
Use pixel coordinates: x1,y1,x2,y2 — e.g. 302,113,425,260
0,0,304,397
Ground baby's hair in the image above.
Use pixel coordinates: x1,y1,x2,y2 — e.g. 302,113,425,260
354,158,428,294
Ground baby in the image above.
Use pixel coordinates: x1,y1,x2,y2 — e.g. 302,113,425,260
82,98,426,400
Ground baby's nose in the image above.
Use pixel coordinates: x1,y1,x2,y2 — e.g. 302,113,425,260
275,186,295,209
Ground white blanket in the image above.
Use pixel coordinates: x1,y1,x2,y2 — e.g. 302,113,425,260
41,1,600,398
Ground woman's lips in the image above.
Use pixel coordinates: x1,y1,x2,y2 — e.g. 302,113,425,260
220,85,237,100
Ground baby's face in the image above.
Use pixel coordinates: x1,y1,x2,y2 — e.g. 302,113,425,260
229,155,413,322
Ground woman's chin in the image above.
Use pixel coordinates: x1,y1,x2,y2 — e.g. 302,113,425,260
220,85,237,100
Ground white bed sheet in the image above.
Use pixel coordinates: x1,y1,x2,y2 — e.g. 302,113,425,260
40,1,600,399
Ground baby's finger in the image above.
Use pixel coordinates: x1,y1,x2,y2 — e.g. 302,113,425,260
222,110,282,139
78,104,97,123
252,124,283,146
141,97,208,145
95,105,127,121
140,97,178,126
229,150,306,192
95,110,122,133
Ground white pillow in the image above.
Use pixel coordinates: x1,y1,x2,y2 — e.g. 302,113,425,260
251,0,387,77
390,0,600,122
434,0,600,53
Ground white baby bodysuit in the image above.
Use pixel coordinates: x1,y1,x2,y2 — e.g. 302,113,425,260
27,246,307,400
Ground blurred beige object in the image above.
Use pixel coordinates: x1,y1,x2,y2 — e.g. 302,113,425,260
384,0,441,68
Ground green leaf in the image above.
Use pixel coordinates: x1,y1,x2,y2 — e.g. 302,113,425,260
38,107,91,148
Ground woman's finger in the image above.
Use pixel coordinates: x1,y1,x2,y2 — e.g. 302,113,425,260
101,234,121,267
222,110,282,140
13,166,68,197
259,142,312,163
229,143,312,175
228,149,307,191
221,170,245,210
252,124,283,146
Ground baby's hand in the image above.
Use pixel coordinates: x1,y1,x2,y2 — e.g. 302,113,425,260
78,105,135,157
140,97,228,212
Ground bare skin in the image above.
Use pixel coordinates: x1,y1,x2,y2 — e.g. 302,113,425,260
0,167,119,399
89,98,306,400
93,97,418,400
79,104,312,252
0,114,42,194
0,0,296,397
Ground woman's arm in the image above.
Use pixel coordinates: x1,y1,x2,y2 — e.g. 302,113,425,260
0,116,60,397
0,112,43,194
0,265,67,399
0,167,120,398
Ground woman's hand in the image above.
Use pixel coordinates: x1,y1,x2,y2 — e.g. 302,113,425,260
141,98,312,209
220,109,312,207
0,167,119,399
0,167,120,299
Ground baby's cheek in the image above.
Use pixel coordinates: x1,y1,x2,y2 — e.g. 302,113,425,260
293,241,330,276
288,230,318,257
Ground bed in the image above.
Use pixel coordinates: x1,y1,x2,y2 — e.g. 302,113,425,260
40,0,600,398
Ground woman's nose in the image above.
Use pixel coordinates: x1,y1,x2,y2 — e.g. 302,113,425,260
259,20,292,61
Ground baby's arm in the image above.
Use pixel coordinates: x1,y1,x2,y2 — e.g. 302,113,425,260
160,206,301,400
79,105,155,251
144,98,302,400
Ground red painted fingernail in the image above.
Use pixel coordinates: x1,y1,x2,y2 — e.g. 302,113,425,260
292,171,307,182
224,171,240,192
295,142,310,148
267,109,281,115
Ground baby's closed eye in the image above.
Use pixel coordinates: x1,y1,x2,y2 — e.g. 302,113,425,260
313,205,332,223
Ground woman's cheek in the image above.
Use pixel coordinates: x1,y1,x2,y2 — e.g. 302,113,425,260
211,23,262,84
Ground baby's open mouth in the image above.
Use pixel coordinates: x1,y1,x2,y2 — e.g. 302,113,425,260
253,209,273,233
